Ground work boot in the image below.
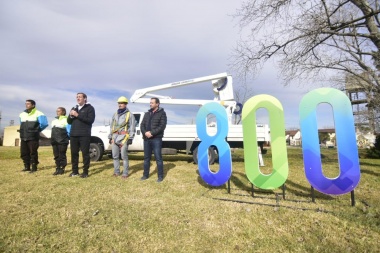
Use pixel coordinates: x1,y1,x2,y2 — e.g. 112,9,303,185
30,164,37,173
80,169,89,178
53,167,59,175
80,173,88,178
57,167,65,175
22,164,31,172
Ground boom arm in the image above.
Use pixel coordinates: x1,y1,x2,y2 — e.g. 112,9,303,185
130,72,237,123
130,73,234,105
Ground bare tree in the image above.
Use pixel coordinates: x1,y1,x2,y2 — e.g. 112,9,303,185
231,0,380,112
233,80,255,124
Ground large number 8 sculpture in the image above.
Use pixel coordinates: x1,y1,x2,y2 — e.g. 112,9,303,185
196,102,232,186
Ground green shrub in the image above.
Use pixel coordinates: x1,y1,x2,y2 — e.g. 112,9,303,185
366,134,380,159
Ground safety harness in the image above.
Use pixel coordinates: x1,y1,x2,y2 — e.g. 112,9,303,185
112,111,130,145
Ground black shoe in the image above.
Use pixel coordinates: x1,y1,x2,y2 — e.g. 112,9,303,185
22,168,31,172
69,172,79,177
57,169,64,175
30,164,37,173
53,169,59,176
140,176,148,181
157,178,163,183
80,173,88,178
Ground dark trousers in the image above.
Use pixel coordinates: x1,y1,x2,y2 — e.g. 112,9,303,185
143,138,164,179
20,140,39,167
70,136,91,173
52,144,68,169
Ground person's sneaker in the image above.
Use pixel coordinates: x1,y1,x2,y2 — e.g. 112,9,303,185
80,173,88,178
140,176,148,181
121,175,129,180
157,178,163,183
69,172,79,177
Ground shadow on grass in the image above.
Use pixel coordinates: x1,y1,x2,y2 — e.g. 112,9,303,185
127,162,177,180
88,153,180,178
229,171,250,189
87,161,111,176
129,152,193,163
228,172,310,202
360,169,380,177
284,179,334,201
196,169,335,205
359,160,380,166
128,162,144,177
195,170,280,200
209,197,330,212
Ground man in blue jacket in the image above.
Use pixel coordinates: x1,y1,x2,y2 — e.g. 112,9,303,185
19,99,48,173
67,92,95,178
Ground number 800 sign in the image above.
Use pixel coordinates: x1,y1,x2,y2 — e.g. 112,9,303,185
196,88,360,196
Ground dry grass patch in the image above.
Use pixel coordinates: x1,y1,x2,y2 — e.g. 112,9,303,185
0,146,379,252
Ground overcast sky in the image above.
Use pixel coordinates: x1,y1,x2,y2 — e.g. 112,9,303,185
0,0,335,135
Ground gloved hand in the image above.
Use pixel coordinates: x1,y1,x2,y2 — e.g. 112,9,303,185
127,139,133,145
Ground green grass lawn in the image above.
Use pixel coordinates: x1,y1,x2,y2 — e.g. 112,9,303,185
0,146,379,252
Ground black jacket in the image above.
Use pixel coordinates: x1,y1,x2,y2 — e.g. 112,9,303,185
51,127,69,145
140,107,167,139
67,103,95,137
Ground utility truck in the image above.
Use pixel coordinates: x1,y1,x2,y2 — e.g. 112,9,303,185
89,73,270,164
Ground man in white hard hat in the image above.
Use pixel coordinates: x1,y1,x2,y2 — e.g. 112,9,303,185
108,96,136,179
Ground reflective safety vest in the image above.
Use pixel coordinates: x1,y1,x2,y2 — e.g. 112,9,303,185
51,115,71,145
111,111,131,145
19,108,48,141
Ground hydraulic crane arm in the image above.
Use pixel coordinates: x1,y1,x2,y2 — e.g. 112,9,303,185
130,72,237,123
130,72,234,106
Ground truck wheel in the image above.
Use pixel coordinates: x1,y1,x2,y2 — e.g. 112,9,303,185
89,143,104,162
192,146,216,165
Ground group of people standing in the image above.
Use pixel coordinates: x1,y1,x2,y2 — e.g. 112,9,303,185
19,93,167,182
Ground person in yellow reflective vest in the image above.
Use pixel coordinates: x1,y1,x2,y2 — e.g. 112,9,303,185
19,99,48,173
51,107,71,175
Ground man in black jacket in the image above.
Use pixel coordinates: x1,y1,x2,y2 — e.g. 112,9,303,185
140,97,167,182
19,99,48,173
67,92,95,178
